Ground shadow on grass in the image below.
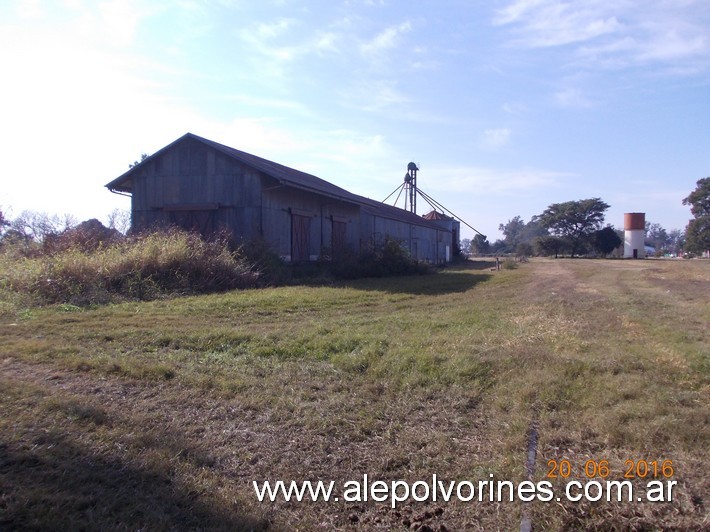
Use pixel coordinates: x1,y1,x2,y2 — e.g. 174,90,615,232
0,434,268,531
342,271,493,295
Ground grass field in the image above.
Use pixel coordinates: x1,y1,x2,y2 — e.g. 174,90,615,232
1,258,708,530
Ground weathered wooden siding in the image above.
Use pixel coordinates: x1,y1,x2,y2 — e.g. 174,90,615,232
360,211,451,264
261,186,360,261
116,134,454,263
130,138,262,239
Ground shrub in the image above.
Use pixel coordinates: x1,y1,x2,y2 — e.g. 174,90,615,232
502,258,518,270
240,238,291,285
1,229,260,306
42,219,123,254
329,237,432,279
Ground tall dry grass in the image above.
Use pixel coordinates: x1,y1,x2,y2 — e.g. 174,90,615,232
0,229,259,306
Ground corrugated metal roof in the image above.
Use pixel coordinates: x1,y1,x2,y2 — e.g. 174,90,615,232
422,210,453,221
106,133,449,232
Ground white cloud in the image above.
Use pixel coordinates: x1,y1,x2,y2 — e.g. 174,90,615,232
495,0,710,72
97,0,146,46
341,79,412,112
256,18,295,38
577,26,707,67
222,93,314,116
480,128,512,149
315,32,339,53
553,87,597,108
495,0,622,47
360,20,412,56
637,29,706,62
0,13,196,220
423,165,570,195
238,19,341,68
15,0,44,18
502,102,527,115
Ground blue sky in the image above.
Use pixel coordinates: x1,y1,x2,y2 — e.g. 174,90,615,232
1,0,708,240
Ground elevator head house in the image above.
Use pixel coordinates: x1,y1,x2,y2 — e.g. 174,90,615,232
106,133,457,264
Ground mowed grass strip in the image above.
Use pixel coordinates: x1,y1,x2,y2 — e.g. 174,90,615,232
0,259,707,530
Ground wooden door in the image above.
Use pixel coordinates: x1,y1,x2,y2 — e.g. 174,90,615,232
332,220,347,258
291,214,311,262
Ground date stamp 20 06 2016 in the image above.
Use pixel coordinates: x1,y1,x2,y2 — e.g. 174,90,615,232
546,459,675,480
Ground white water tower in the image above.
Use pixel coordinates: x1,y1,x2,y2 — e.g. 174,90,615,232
624,213,645,258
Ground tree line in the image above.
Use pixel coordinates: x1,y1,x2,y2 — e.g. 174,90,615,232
461,178,709,258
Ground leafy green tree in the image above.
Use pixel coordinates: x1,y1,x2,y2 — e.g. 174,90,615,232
520,216,549,243
471,234,490,254
515,242,533,257
667,229,685,256
498,215,549,253
685,218,710,255
490,239,507,254
498,216,526,251
533,235,568,258
682,177,710,254
683,177,710,217
646,222,669,255
538,198,610,257
592,226,622,256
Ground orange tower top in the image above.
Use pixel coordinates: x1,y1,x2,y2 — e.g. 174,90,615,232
624,213,645,231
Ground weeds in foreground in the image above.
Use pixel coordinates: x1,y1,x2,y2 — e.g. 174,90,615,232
0,230,433,311
0,229,259,306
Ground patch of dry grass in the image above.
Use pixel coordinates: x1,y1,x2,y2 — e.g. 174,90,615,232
0,229,259,307
0,258,707,529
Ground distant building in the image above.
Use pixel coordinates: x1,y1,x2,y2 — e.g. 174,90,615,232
106,133,456,263
623,212,646,259
422,210,461,262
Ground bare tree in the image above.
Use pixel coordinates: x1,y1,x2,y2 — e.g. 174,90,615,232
9,211,77,242
107,208,131,234
0,209,8,234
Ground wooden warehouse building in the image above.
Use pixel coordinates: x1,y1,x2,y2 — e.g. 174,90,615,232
106,133,458,264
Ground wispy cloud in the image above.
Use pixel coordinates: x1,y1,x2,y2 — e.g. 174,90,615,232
222,93,314,117
479,128,512,149
495,0,710,71
341,79,412,112
502,102,527,115
424,165,571,195
239,19,300,63
97,0,150,46
238,18,341,67
495,0,622,47
255,18,294,38
553,87,597,108
15,0,44,18
635,27,706,62
360,20,412,56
